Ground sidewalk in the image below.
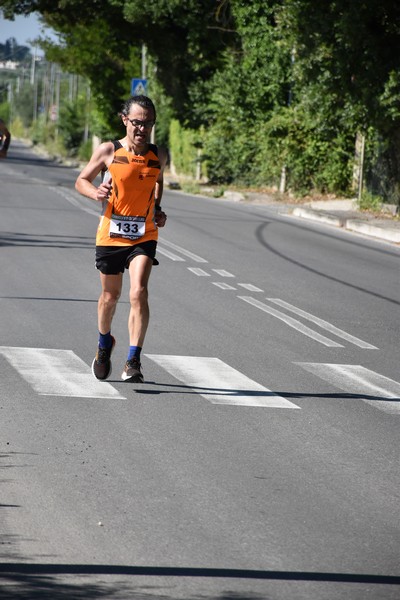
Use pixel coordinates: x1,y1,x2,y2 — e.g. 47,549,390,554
214,189,400,245
290,200,400,244
166,176,399,245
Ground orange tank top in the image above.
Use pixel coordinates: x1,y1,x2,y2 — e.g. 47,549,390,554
96,141,161,247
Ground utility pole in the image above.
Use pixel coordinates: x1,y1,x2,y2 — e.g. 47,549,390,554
141,44,147,80
352,131,366,202
84,83,91,144
30,46,36,85
55,67,61,139
7,82,13,124
358,133,365,203
141,44,155,143
31,46,38,123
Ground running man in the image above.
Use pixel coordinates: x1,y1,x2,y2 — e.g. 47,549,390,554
75,95,167,382
0,118,11,159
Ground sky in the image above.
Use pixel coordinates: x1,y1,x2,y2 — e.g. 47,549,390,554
0,12,57,54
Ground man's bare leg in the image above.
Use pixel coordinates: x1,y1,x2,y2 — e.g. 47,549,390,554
127,255,153,346
91,272,122,381
98,272,123,334
121,255,153,382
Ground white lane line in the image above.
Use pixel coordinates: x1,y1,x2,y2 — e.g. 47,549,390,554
188,267,210,276
297,363,400,414
156,246,186,261
238,297,343,347
212,282,237,290
159,239,208,262
0,347,125,399
51,187,100,217
0,166,18,176
49,192,205,265
238,284,264,292
267,298,378,349
212,269,235,277
146,355,300,408
48,193,198,264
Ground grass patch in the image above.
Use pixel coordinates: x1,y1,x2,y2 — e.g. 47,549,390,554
358,190,383,212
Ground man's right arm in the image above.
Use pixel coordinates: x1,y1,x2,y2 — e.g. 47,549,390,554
75,142,114,201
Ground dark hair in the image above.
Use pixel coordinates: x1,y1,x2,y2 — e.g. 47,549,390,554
120,95,156,121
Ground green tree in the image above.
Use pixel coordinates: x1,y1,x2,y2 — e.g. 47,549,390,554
199,1,291,186
0,37,31,62
278,0,400,199
0,0,236,128
2,0,400,198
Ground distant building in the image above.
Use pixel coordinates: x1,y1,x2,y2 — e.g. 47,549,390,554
0,60,19,70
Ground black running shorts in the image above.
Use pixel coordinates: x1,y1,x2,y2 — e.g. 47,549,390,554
95,241,159,274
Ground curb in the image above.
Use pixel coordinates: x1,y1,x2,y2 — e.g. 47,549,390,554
345,219,400,243
292,207,346,228
292,207,400,244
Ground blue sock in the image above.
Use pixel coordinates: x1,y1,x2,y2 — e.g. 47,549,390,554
128,346,142,361
98,331,112,348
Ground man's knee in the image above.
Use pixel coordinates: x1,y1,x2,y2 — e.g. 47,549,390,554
129,284,148,306
100,290,120,308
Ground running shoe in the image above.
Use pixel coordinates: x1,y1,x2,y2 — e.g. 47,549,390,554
91,336,115,380
121,357,144,383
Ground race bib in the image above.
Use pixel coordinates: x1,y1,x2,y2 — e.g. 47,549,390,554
109,214,146,240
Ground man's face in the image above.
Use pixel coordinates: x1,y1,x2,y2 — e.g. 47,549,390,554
123,104,155,148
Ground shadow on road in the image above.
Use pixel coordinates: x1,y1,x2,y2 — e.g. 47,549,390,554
0,232,93,250
132,381,399,404
0,563,399,600
256,222,400,306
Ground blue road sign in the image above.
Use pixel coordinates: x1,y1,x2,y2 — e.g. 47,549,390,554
131,78,147,96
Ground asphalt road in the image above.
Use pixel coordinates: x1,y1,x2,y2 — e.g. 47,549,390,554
0,141,399,600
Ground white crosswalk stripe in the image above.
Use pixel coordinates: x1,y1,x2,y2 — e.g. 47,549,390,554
0,347,125,399
3,347,398,414
297,362,400,414
146,355,300,408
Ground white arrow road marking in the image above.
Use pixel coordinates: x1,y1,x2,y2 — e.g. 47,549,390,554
297,363,400,414
238,296,343,347
146,355,300,408
267,298,378,349
0,347,125,399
